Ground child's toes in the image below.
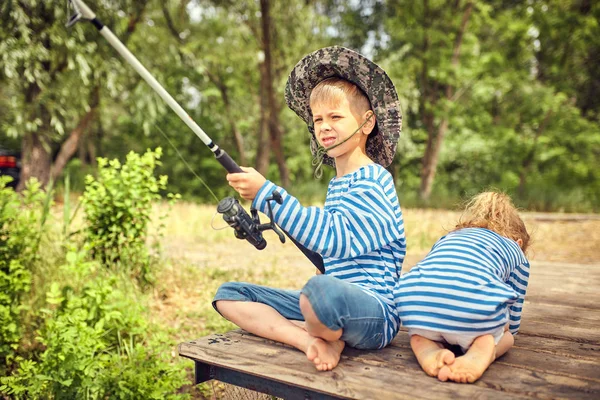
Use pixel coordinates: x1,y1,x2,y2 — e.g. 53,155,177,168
439,350,455,367
438,366,451,382
440,350,456,368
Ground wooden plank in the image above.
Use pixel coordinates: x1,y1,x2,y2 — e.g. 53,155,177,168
518,303,600,344
476,359,600,400
525,262,600,308
524,294,600,311
179,331,525,399
518,320,600,344
523,303,600,324
527,271,600,288
512,335,600,361
181,330,600,399
529,262,600,275
179,260,600,399
498,349,600,382
347,338,600,399
377,333,600,399
391,331,600,362
390,331,600,382
525,288,600,305
202,364,342,400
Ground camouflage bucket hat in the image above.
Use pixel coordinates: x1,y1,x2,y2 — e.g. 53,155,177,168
285,46,402,168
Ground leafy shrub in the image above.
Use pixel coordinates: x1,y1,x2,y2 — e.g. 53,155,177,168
99,342,188,400
82,148,179,286
0,177,48,372
0,249,188,400
1,149,190,399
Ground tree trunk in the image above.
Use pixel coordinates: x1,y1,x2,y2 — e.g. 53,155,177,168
255,62,271,175
259,0,290,186
269,116,290,187
78,128,89,164
50,107,96,181
17,131,52,191
17,82,52,191
419,119,449,200
217,79,247,166
419,1,473,201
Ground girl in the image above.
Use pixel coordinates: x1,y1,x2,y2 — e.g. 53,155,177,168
395,192,531,383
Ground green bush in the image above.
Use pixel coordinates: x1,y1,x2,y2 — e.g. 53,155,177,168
1,149,190,399
82,148,179,286
0,250,188,400
0,177,48,372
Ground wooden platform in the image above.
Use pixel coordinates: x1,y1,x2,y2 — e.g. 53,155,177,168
179,261,600,399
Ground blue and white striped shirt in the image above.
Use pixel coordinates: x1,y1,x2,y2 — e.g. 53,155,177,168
394,228,530,336
252,164,406,346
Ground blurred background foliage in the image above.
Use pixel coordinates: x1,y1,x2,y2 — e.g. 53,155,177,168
1,0,599,212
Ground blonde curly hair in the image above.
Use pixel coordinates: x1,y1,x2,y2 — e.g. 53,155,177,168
454,191,531,253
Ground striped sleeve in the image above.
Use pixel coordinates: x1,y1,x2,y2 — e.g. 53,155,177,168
506,259,530,335
252,180,400,259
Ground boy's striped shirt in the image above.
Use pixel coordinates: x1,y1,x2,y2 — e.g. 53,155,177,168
253,164,406,347
394,228,530,336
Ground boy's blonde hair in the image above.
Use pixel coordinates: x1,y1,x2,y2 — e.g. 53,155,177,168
309,77,371,118
454,192,531,252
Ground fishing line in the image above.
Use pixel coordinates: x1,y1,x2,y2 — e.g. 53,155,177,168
154,124,219,203
67,0,325,271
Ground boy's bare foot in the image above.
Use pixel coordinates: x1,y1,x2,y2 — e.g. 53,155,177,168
438,334,496,383
410,335,455,377
305,338,345,371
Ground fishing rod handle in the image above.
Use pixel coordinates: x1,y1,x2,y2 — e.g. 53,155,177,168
214,148,243,173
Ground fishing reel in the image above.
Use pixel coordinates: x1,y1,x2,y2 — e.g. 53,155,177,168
216,190,285,250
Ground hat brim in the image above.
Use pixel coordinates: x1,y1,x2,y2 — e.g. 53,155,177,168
285,46,402,168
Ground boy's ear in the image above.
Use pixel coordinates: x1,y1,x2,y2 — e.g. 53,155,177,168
362,110,376,135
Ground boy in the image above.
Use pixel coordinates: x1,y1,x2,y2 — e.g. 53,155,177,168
213,47,405,371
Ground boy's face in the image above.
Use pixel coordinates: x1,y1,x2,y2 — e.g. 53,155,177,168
310,96,369,160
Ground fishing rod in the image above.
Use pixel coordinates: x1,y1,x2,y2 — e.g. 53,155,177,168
66,0,324,272
67,0,239,173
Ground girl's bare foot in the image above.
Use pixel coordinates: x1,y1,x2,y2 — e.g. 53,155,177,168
438,334,496,383
305,338,345,371
410,335,456,377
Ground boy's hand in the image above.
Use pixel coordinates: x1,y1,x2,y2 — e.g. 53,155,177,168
226,167,266,201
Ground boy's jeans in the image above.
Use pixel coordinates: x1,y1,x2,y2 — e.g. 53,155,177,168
213,274,393,349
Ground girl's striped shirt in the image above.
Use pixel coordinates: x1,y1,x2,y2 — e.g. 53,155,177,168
252,163,406,347
395,228,530,336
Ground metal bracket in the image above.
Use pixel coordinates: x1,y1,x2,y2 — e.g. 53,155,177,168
65,0,97,27
193,362,343,399
195,362,215,384
66,0,82,27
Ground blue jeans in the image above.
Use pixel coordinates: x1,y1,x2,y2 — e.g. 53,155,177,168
213,275,390,349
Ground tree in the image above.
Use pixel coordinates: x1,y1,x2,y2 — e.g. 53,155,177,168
0,0,149,191
383,0,477,200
